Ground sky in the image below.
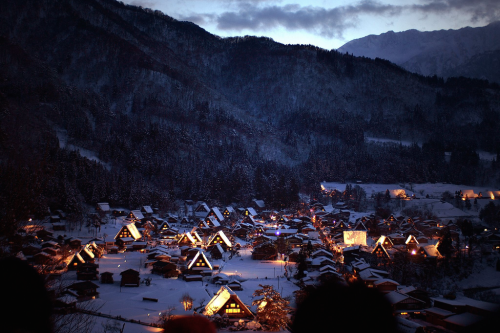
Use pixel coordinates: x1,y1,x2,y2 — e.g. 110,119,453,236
122,0,500,49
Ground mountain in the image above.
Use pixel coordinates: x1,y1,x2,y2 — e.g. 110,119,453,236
338,22,500,83
1,0,500,228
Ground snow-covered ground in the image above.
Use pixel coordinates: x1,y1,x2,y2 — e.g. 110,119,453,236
60,248,297,333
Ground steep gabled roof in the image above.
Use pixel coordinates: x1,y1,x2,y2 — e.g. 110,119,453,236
205,215,221,227
208,230,232,248
405,234,419,245
203,286,253,317
187,251,213,270
371,242,390,258
179,232,197,244
129,210,144,220
114,223,142,240
209,207,225,222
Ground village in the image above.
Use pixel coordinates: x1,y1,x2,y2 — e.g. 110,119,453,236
7,183,500,333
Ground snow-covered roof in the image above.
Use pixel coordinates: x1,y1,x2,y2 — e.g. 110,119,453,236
210,207,225,222
374,278,400,286
129,210,144,220
444,313,484,326
421,244,442,258
187,251,213,270
97,202,110,212
246,207,258,216
405,235,419,245
142,206,153,214
206,215,221,227
252,199,265,208
203,286,252,317
124,223,142,240
208,230,232,248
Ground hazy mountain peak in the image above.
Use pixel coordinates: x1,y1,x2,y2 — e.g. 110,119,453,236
338,22,500,82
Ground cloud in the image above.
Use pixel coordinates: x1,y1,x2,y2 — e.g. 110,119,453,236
411,0,500,23
181,0,500,39
185,1,403,39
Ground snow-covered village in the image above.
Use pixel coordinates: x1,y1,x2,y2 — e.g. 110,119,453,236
4,182,500,333
4,1,500,333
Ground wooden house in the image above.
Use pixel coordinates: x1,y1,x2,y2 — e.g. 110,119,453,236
67,281,99,300
100,272,114,284
114,223,142,246
76,263,99,280
405,235,420,253
251,243,277,260
127,210,145,222
207,207,225,224
141,205,153,217
68,253,85,270
187,251,213,272
180,217,190,225
385,290,427,313
222,206,236,219
375,235,394,249
67,238,82,250
120,269,140,287
312,249,333,259
152,261,179,278
96,202,110,215
203,286,253,319
194,202,210,218
207,230,232,251
204,216,221,229
210,243,225,260
244,207,258,218
371,242,391,266
233,227,249,239
251,199,266,212
373,279,399,294
227,280,243,291
33,252,51,265
178,230,202,246
159,221,171,233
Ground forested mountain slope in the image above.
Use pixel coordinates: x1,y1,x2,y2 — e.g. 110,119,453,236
1,0,500,231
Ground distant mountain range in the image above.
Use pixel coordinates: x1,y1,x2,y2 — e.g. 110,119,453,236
338,22,500,84
0,0,500,224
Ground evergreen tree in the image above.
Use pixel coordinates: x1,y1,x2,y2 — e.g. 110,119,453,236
252,285,290,331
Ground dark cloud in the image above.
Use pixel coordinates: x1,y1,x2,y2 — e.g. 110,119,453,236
411,0,500,23
180,0,500,40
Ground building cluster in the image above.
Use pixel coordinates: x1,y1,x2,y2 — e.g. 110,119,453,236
6,194,500,331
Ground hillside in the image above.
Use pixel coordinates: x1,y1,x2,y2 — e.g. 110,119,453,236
1,0,500,231
338,22,500,83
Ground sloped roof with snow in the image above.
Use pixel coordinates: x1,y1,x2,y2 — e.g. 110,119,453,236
187,251,213,270
208,230,232,248
203,286,252,317
130,210,144,220
210,207,224,221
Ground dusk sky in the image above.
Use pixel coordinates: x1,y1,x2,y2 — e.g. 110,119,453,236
123,0,500,49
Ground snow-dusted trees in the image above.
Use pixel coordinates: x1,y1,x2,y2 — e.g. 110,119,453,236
252,284,290,331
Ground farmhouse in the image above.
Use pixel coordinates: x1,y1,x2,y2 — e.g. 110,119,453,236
203,286,253,319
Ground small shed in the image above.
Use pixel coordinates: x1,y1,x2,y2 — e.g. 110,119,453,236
100,272,114,284
120,269,140,287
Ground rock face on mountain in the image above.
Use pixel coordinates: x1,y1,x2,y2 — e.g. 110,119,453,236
0,0,500,225
338,22,500,83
